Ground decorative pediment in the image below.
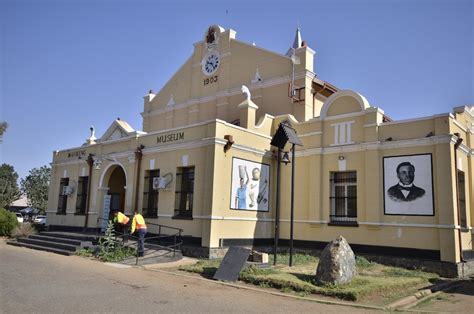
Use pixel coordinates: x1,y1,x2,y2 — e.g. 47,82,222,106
97,119,136,143
320,90,370,119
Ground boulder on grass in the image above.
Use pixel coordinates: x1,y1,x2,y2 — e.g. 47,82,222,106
315,236,356,285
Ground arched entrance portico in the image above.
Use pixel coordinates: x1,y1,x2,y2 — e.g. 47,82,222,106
107,166,126,213
97,163,128,223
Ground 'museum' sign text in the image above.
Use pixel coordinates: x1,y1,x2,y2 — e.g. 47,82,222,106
67,150,87,158
157,132,184,144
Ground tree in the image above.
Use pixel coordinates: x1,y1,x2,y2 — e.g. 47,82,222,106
0,121,7,143
20,165,51,213
0,163,21,209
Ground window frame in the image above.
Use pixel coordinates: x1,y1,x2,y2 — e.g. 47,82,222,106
142,169,160,218
329,171,358,226
75,176,89,214
173,166,195,219
457,170,467,230
57,177,69,214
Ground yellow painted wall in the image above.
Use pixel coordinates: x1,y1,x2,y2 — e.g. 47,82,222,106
47,26,473,266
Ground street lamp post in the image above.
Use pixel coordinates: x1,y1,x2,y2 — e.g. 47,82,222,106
289,143,296,267
273,147,281,265
270,123,302,267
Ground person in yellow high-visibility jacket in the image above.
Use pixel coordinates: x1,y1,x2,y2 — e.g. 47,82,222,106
131,212,147,257
113,211,130,226
112,210,131,242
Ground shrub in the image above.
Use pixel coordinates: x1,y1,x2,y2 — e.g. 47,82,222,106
356,256,374,268
0,208,18,237
76,248,94,257
12,222,36,238
96,220,135,262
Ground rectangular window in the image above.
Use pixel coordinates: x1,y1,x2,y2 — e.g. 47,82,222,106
142,169,160,217
57,177,69,214
329,171,357,225
174,167,195,218
458,170,467,229
75,176,89,214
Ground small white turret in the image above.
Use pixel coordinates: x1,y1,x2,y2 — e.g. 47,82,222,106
86,126,97,145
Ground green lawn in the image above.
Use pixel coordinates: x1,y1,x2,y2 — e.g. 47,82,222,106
179,254,439,305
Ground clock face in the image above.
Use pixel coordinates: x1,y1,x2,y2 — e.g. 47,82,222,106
202,52,220,76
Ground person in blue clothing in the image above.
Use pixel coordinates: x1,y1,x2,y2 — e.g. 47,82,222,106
235,166,249,209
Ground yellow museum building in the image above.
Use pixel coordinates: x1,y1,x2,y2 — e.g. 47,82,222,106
46,25,474,277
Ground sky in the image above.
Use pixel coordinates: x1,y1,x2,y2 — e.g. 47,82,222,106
1,0,472,180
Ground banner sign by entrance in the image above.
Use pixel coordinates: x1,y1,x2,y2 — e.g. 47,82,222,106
101,195,112,232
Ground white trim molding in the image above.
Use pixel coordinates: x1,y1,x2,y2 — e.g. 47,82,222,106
296,135,452,157
320,90,370,119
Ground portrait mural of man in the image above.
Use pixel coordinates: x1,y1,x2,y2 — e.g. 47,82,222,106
384,154,434,216
387,162,426,202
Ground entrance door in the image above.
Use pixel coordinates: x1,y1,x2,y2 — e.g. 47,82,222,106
106,166,127,219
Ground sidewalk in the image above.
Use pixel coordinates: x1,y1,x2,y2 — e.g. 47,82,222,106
142,256,198,269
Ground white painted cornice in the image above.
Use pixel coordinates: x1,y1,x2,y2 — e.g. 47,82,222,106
380,113,450,126
140,137,267,157
450,135,472,155
296,135,452,157
154,215,461,230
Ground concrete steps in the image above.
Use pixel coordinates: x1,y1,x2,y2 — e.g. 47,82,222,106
7,231,183,266
6,231,96,256
7,241,75,256
39,231,97,242
28,235,88,247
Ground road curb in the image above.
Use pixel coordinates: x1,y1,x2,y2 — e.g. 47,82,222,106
384,280,463,311
142,267,385,311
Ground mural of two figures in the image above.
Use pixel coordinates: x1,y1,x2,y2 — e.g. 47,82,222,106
231,157,270,212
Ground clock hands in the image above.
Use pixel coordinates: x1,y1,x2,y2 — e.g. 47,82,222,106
202,53,220,74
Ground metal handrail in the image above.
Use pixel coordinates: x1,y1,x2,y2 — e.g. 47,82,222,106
146,220,183,233
96,216,183,265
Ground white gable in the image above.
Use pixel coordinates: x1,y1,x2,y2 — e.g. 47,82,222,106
96,119,137,143
108,128,127,141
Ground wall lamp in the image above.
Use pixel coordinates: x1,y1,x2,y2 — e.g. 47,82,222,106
338,155,345,161
91,155,117,170
224,135,234,153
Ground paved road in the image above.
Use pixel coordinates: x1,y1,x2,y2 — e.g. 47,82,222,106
0,241,375,313
412,279,474,312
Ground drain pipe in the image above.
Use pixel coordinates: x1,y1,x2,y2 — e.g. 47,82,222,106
84,154,94,230
134,145,144,214
453,133,465,276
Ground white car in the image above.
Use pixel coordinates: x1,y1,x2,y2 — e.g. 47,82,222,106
16,213,24,223
34,215,47,226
